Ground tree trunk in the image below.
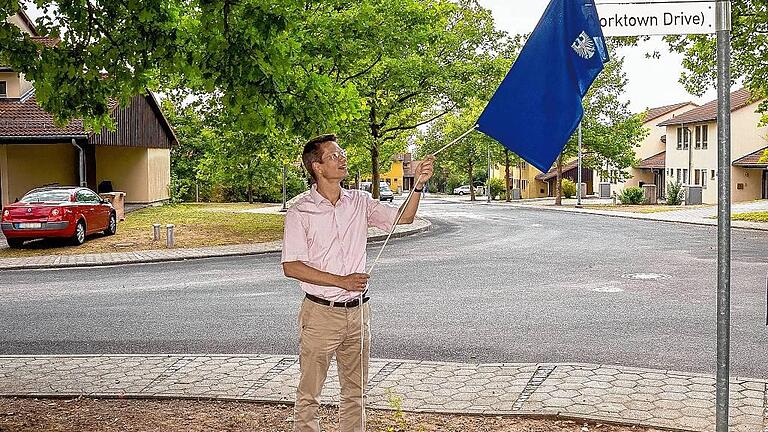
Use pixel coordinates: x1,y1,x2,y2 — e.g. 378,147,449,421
371,144,380,199
468,159,475,201
505,150,511,202
555,154,563,206
370,106,381,199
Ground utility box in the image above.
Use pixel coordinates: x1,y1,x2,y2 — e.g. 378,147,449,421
512,188,522,200
100,192,126,221
599,182,611,198
686,186,702,205
642,184,658,205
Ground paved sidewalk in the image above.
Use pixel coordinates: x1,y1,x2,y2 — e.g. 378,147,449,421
0,355,765,432
0,218,430,271
437,195,768,232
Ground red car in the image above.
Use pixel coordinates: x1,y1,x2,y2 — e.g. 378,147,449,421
1,186,117,248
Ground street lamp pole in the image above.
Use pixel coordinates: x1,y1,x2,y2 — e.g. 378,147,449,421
280,164,288,213
577,122,583,208
487,141,491,203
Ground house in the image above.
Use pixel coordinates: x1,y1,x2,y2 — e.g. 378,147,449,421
534,159,594,197
0,10,176,208
361,153,422,193
657,88,768,204
490,160,549,199
594,101,698,199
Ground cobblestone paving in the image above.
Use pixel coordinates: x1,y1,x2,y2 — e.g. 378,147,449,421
1,355,765,431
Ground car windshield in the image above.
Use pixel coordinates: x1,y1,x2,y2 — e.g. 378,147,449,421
380,184,391,191
20,190,71,203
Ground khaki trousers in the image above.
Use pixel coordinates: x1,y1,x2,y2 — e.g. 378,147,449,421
294,298,371,432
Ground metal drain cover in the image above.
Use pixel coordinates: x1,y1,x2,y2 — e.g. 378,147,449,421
622,273,670,280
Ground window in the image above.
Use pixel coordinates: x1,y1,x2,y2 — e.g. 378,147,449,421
677,127,690,150
521,179,529,190
695,126,701,149
683,169,688,184
676,169,682,184
711,170,716,180
694,169,701,185
0,81,6,98
701,125,708,149
520,161,527,169
701,169,707,189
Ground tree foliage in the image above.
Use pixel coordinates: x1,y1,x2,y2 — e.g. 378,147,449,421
664,1,768,117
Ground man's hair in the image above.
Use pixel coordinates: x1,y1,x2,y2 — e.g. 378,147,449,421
302,134,337,181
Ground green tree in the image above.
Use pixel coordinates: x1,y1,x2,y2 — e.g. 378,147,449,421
664,1,768,117
553,48,648,205
342,0,507,198
416,99,505,201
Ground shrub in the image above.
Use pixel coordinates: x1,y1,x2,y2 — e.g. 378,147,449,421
667,181,684,205
488,178,506,200
619,186,644,205
561,179,576,198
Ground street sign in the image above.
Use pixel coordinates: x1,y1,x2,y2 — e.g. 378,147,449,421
596,1,716,36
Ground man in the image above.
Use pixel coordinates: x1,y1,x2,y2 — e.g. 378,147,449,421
281,134,434,432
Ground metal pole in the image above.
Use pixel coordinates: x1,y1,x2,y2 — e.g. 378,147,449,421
487,142,491,203
577,122,583,208
166,224,175,248
280,164,288,213
715,1,732,431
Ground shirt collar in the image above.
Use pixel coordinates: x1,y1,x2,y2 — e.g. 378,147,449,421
309,184,350,206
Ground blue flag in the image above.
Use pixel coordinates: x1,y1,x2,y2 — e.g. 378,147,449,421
476,0,608,173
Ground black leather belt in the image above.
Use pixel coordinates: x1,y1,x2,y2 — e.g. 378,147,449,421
305,293,370,308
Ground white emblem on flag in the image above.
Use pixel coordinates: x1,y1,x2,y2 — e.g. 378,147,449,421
571,31,595,59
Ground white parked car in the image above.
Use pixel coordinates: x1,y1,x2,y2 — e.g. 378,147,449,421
453,185,473,195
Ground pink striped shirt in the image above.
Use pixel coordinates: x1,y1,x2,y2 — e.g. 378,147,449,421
281,185,399,302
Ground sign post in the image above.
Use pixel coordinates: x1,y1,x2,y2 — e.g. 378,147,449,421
594,1,731,430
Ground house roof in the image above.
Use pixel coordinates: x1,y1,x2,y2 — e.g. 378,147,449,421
16,9,39,36
535,159,579,181
0,94,86,138
29,36,60,48
657,88,756,126
732,146,768,168
643,102,695,124
0,90,176,145
636,151,666,169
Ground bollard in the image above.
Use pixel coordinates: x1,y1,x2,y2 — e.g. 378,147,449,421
153,224,161,241
166,224,175,248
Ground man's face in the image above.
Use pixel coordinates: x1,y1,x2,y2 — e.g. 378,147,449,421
315,141,348,181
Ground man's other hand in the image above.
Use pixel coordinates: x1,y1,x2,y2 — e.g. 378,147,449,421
338,273,370,291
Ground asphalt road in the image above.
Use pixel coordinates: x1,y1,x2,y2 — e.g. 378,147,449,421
1,198,767,378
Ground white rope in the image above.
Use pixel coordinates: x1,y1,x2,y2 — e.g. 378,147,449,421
357,125,477,431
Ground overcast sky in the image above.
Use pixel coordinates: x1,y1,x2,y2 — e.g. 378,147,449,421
477,0,719,113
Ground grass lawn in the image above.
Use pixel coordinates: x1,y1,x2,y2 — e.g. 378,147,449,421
731,211,768,222
0,203,285,257
579,204,711,214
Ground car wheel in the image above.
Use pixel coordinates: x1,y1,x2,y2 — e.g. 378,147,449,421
71,220,86,246
104,212,117,236
6,238,25,248
459,191,465,195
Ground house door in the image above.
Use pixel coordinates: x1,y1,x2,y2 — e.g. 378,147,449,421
654,170,665,199
763,170,768,199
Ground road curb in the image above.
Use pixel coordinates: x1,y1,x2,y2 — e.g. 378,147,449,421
436,197,768,232
0,219,431,271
